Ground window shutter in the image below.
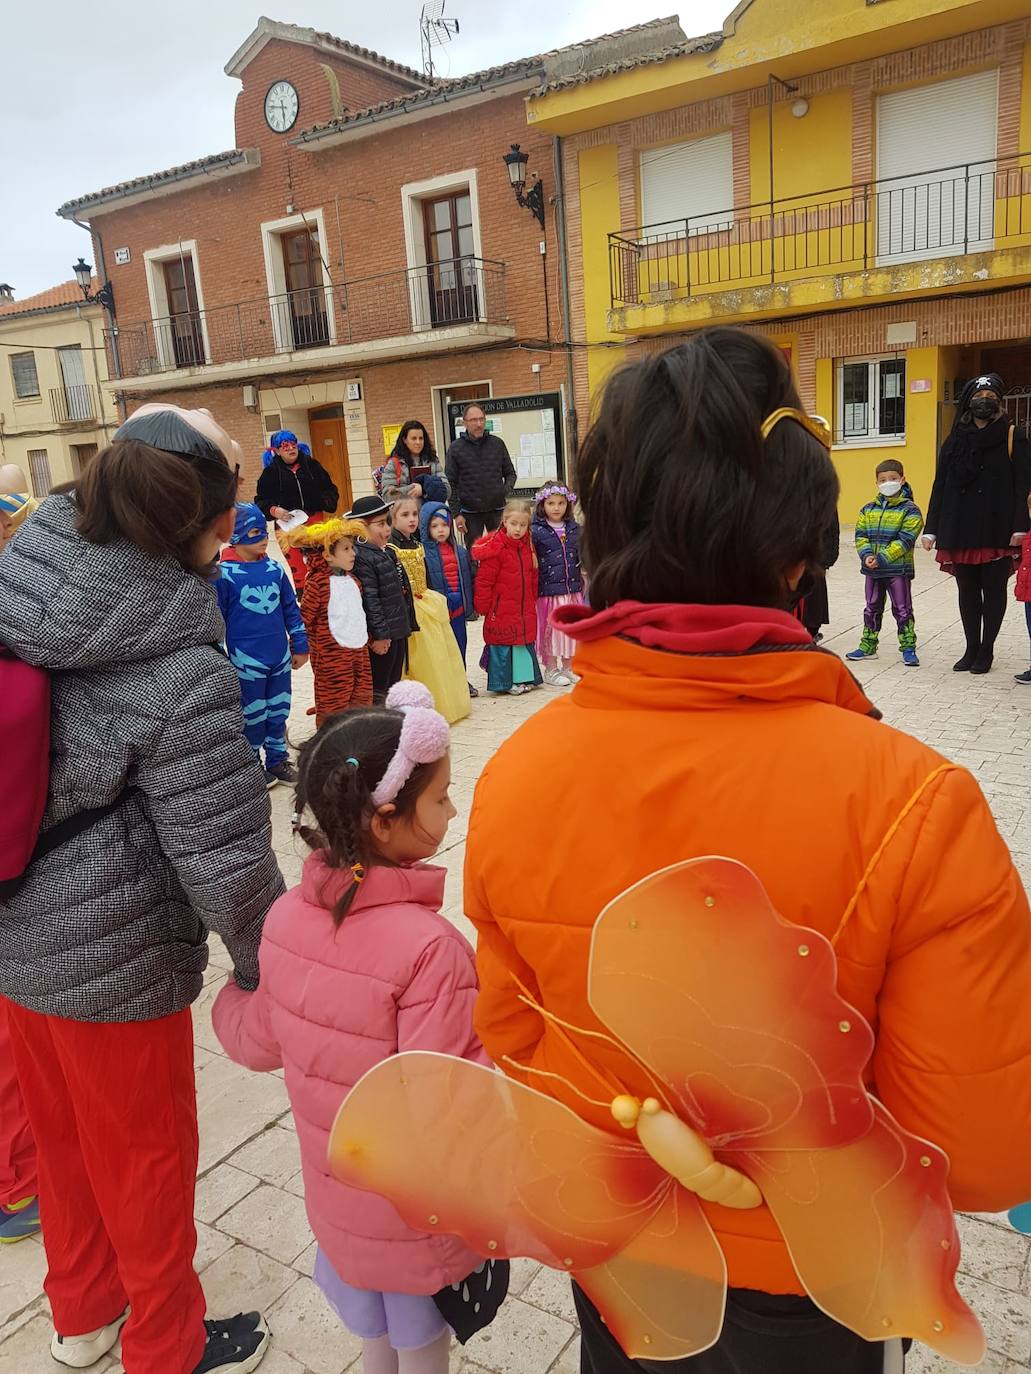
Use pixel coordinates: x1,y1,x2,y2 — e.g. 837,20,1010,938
639,132,734,231
10,352,39,398
27,449,51,497
876,71,998,263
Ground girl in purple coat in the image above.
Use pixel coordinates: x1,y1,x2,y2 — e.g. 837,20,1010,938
531,484,585,686
213,683,507,1373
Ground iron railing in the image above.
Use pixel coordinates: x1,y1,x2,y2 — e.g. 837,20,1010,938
48,383,97,424
108,258,507,380
1004,389,1031,438
609,153,1031,308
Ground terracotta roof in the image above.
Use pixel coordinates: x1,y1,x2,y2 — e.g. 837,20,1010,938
224,17,428,85
0,279,98,318
296,16,697,143
533,30,724,95
57,149,256,218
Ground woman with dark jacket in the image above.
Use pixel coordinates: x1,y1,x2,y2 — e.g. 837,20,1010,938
255,429,339,593
0,405,281,1374
923,373,1031,673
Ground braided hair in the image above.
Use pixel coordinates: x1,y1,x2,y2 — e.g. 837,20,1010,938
293,709,439,927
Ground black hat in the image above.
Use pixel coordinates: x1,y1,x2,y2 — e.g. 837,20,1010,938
346,494,392,521
957,372,1005,412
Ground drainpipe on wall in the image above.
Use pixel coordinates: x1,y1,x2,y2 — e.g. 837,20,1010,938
552,134,579,465
72,214,126,420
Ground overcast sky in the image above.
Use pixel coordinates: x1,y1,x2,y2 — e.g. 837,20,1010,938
3,1,730,298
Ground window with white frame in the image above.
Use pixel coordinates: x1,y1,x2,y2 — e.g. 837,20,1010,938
143,242,210,371
27,449,51,497
401,171,484,333
835,356,906,445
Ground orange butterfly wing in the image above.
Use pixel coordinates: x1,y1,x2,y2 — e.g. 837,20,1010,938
328,1051,668,1271
588,858,875,1152
736,1099,986,1366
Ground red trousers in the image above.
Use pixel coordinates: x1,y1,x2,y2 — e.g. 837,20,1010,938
5,1001,207,1374
279,509,326,593
0,999,37,1206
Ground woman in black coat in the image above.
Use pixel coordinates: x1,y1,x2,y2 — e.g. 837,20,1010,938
255,430,339,593
923,374,1031,673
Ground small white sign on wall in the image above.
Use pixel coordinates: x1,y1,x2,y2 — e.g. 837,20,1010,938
113,247,131,265
346,381,362,401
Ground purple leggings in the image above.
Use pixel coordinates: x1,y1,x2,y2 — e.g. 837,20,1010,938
864,575,914,633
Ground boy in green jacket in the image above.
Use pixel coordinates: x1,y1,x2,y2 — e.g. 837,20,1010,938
846,460,924,667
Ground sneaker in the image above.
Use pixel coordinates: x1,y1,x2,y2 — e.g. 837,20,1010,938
845,647,876,661
467,682,479,698
192,1313,269,1374
508,684,530,696
52,1307,129,1368
1015,669,1031,684
901,648,920,667
542,668,566,687
265,760,297,784
557,669,577,686
192,1313,268,1368
0,1195,40,1243
262,769,279,789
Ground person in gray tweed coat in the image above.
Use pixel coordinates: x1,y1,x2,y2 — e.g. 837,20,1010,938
0,405,279,1374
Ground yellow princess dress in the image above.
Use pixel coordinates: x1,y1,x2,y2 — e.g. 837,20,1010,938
390,534,471,725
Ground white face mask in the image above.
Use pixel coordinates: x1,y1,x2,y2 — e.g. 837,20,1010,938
878,480,903,498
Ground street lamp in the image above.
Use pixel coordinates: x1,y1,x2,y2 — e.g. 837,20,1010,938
72,258,115,312
502,144,545,228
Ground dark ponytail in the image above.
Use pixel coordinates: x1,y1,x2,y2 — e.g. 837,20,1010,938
577,326,839,610
293,708,439,928
76,438,237,566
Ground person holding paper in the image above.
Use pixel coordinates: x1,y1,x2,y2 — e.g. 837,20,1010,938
255,430,339,594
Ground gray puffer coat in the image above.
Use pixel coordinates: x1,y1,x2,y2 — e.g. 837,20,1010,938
0,493,285,1023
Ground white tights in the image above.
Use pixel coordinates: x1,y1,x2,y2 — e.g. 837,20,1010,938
361,1330,451,1374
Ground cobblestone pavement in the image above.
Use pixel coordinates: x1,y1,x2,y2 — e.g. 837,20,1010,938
1,540,1030,1373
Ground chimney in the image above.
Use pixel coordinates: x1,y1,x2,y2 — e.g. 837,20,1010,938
0,284,14,303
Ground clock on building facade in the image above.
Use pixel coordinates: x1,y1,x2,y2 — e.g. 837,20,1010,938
264,80,299,133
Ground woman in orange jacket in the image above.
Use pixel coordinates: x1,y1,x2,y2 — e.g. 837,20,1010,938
465,328,1031,1373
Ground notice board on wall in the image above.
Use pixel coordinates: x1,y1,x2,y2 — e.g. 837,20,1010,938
447,391,564,493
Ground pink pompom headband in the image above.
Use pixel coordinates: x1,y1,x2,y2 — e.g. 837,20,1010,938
535,483,577,506
370,682,450,807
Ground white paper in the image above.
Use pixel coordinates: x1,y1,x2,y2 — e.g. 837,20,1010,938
531,433,546,458
543,435,557,458
276,509,308,532
530,455,546,479
883,374,901,399
542,411,554,431
517,455,532,481
520,434,534,458
486,418,503,437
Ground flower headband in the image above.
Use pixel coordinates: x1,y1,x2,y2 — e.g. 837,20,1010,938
535,483,577,505
370,682,450,807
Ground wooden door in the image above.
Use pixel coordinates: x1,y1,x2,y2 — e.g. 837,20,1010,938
422,192,478,326
283,230,329,348
309,409,352,513
162,258,204,366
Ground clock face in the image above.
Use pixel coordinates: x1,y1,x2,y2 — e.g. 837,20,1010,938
264,81,299,133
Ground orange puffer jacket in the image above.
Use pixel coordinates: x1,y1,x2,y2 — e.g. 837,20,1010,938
465,608,1031,1296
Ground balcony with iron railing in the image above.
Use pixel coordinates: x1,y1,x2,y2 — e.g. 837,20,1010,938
108,256,508,381
608,154,1031,319
49,383,97,424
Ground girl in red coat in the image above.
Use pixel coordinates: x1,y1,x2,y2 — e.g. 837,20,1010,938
473,499,543,695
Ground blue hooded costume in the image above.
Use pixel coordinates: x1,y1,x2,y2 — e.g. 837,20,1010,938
217,502,308,768
420,500,474,663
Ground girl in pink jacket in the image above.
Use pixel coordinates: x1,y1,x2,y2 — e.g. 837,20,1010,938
213,683,505,1374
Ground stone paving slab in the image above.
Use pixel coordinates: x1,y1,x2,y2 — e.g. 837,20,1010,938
1,539,1029,1373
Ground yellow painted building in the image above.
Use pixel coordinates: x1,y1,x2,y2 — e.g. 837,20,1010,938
528,0,1031,518
0,280,119,493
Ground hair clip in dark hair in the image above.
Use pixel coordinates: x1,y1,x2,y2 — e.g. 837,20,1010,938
350,863,366,884
290,809,303,831
345,756,360,768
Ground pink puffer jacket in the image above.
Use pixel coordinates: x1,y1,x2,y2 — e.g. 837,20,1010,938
213,853,488,1295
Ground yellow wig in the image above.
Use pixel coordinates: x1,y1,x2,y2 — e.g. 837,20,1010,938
281,516,368,552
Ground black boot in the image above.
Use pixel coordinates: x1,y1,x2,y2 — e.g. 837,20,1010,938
953,648,979,672
970,652,994,675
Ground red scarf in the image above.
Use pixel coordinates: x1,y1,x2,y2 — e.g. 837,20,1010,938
552,600,813,654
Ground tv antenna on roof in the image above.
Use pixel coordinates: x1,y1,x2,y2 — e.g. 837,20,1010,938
420,0,460,81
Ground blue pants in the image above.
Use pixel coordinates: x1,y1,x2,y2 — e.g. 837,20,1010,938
231,647,292,766
449,615,468,665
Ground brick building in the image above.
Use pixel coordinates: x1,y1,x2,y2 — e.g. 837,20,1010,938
57,19,674,506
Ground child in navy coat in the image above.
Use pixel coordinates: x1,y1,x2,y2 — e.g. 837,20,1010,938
421,500,477,697
531,483,585,686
